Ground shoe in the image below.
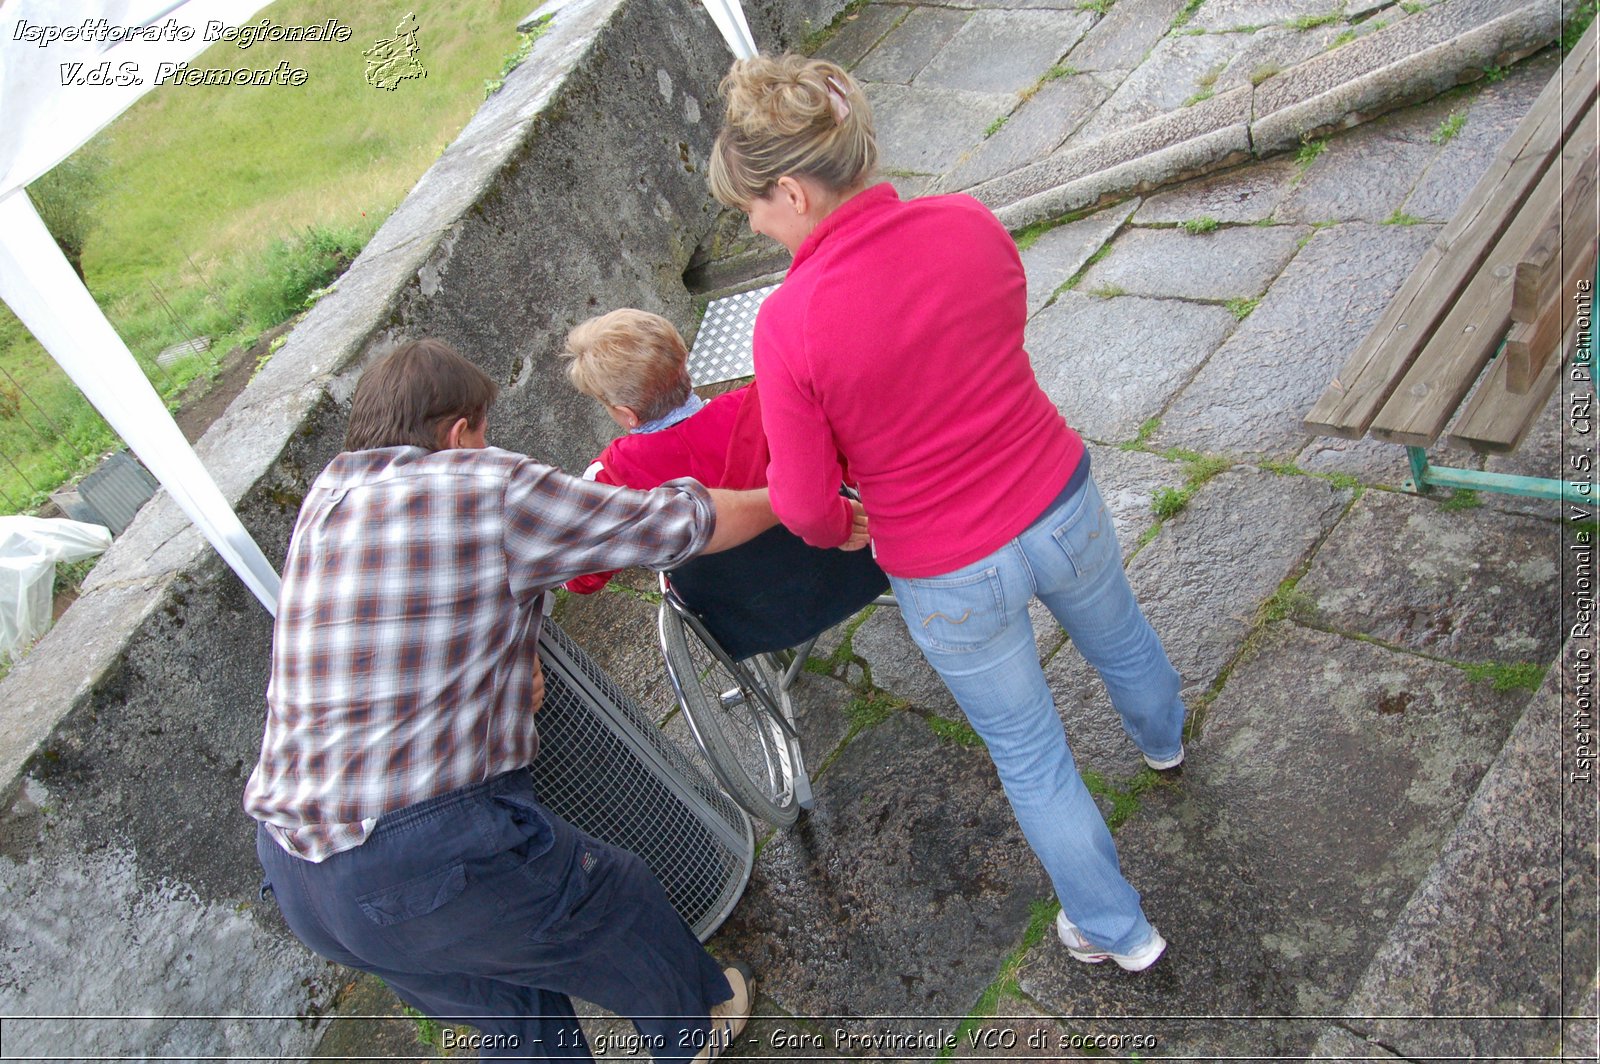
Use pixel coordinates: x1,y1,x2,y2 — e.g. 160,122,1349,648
1056,911,1167,972
1142,744,1184,772
695,963,754,1062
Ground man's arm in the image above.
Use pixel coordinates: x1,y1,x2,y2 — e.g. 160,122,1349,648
701,487,780,554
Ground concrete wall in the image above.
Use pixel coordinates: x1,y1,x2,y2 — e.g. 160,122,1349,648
0,0,839,1056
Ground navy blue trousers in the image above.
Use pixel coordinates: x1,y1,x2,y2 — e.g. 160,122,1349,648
257,769,732,1061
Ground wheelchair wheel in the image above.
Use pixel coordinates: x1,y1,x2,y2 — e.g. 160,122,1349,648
660,601,803,828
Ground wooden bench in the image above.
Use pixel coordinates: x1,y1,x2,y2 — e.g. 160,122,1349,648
1303,22,1598,506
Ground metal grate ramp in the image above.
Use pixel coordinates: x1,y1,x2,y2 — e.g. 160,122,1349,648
686,284,778,386
532,618,754,940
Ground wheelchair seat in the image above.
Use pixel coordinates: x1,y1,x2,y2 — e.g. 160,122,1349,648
666,523,888,661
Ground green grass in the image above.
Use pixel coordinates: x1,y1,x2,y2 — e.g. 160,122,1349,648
1294,138,1329,175
1461,661,1546,693
1044,63,1080,81
938,900,1060,1061
984,114,1010,138
1329,28,1358,48
927,715,985,747
483,19,550,97
1183,87,1216,107
1225,296,1260,320
1431,112,1467,145
0,0,532,512
1383,210,1425,226
1440,488,1481,512
1078,0,1113,13
1152,486,1190,519
1250,62,1283,85
1120,416,1161,451
1481,64,1507,83
1171,0,1206,30
1287,11,1342,30
1565,0,1599,51
1399,0,1426,11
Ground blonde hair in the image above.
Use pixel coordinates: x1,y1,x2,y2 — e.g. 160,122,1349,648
562,309,691,422
708,54,877,210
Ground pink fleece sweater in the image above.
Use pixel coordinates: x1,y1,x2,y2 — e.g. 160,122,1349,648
754,183,1085,578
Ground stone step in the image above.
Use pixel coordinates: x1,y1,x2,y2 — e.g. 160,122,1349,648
1308,633,1595,1059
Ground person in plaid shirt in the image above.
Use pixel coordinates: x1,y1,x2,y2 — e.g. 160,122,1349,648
246,338,791,1062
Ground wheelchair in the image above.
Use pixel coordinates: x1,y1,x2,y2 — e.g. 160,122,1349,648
656,522,890,827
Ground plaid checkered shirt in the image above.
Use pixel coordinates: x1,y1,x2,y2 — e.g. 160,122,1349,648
244,445,716,862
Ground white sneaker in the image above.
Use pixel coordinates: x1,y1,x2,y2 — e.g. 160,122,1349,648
1142,745,1184,772
1056,911,1167,972
695,963,754,1062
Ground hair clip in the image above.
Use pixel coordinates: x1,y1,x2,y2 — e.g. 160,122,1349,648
825,75,851,123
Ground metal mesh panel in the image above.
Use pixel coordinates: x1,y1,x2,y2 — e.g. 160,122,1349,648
532,619,754,940
686,284,779,386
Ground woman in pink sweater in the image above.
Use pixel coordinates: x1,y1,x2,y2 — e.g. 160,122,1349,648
708,54,1185,971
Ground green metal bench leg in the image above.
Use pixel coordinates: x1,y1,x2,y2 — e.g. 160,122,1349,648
1406,445,1595,506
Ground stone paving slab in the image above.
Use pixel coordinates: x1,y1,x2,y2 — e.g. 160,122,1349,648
1027,292,1238,441
1019,622,1531,1059
1073,222,1308,301
1133,158,1297,224
1291,488,1565,664
854,7,971,84
1317,638,1589,1061
1061,0,1189,75
942,74,1112,191
1153,221,1438,459
1016,201,1132,317
1046,466,1350,777
1074,31,1256,143
869,83,1022,175
914,9,1094,94
1186,0,1359,33
815,3,908,68
1214,25,1348,96
711,712,1053,1054
1277,122,1441,224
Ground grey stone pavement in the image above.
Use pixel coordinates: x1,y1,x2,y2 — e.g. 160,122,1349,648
356,1,1598,1060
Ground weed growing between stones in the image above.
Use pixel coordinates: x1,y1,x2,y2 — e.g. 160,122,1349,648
1088,283,1128,299
1461,661,1547,693
1329,28,1358,48
1056,242,1116,295
925,714,986,747
1078,0,1113,13
1293,138,1329,182
939,900,1060,1062
1481,64,1507,83
1440,488,1481,512
1398,0,1427,11
482,17,550,98
1119,416,1162,451
1431,111,1467,145
1181,215,1221,235
1045,63,1080,80
1384,210,1425,225
1152,486,1190,519
402,1004,442,1047
1250,62,1283,85
1226,296,1260,320
1286,11,1342,30
1170,0,1206,31
984,114,1010,138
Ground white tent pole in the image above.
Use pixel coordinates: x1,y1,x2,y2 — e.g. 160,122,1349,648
699,0,757,58
0,190,281,615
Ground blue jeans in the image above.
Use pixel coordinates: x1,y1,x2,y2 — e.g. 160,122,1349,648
257,770,731,1061
888,473,1183,954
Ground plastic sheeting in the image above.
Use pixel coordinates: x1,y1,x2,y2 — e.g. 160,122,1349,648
0,516,112,662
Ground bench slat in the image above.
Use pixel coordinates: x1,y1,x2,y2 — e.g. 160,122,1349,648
1511,147,1598,325
1447,317,1574,454
1368,112,1599,446
1507,216,1598,393
1302,21,1598,439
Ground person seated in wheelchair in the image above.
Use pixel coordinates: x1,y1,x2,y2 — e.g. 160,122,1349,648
561,308,884,659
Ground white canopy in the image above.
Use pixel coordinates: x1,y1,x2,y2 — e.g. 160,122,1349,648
0,0,280,614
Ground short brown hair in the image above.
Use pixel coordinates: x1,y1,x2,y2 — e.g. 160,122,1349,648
345,338,499,451
561,309,690,422
708,54,877,210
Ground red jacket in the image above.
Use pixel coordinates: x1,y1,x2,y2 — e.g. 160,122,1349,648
564,385,768,593
754,183,1084,578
